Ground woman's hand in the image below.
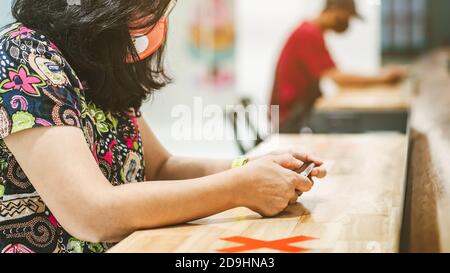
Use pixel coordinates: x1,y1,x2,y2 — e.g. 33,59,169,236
234,153,325,217
249,149,327,178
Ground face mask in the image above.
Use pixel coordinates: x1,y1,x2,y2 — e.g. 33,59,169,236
126,0,177,63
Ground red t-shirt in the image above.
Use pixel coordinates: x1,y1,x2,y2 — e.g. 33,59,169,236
271,21,336,122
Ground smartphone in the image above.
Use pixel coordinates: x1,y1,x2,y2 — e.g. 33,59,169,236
299,163,315,177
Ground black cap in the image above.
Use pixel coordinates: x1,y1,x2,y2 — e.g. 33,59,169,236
325,0,363,20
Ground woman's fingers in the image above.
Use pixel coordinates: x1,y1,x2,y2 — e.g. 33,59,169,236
287,149,324,166
272,154,304,171
289,190,303,205
291,173,314,193
289,195,299,205
310,166,327,178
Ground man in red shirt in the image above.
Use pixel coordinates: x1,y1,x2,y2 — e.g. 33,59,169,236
271,0,405,133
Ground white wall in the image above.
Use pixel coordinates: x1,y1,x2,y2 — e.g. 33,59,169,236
144,0,382,157
236,0,382,104
141,0,241,158
0,0,13,26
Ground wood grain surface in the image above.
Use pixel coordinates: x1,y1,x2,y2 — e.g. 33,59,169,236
109,134,408,253
403,49,450,253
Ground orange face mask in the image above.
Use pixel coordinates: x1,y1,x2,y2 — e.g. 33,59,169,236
127,0,177,63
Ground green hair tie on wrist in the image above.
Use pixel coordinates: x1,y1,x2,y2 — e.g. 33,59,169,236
231,157,249,168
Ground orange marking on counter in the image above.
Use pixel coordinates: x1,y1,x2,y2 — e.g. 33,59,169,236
217,235,316,253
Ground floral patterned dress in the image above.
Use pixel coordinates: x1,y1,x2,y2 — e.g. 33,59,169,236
0,23,146,253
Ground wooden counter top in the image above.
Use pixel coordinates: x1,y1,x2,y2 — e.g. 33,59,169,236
109,134,408,253
315,83,411,112
402,49,450,252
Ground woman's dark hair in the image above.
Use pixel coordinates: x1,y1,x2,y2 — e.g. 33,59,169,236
12,0,172,113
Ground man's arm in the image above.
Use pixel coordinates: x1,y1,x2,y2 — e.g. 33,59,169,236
323,67,407,87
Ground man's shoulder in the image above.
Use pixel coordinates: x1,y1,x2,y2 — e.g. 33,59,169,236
292,21,322,39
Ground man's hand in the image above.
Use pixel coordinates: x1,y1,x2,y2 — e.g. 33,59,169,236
323,67,408,87
379,66,408,85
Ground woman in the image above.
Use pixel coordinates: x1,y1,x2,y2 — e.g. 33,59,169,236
0,0,326,253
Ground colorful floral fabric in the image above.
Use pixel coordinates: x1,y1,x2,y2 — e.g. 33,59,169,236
0,23,146,253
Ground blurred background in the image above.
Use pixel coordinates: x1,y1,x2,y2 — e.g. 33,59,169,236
0,0,449,158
